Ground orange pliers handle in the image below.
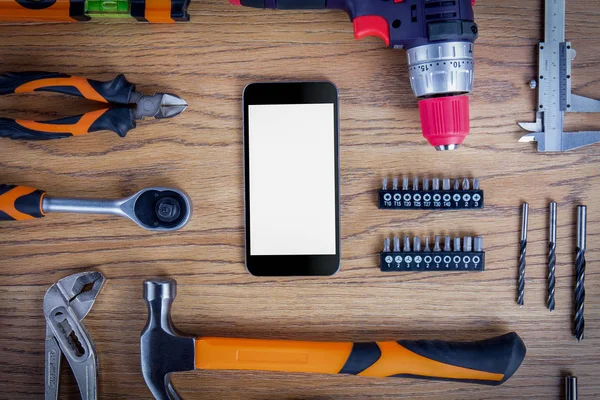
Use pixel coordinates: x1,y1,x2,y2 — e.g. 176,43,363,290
0,72,137,140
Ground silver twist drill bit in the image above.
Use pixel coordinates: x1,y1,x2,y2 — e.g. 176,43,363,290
413,236,421,252
574,206,587,341
382,178,388,190
433,236,442,252
473,178,480,190
423,178,429,191
474,237,483,252
424,236,431,252
565,376,578,400
392,178,398,190
518,203,529,307
403,236,411,252
412,178,419,191
442,178,451,190
464,236,472,252
393,236,401,252
383,237,391,252
462,178,470,190
432,178,440,191
547,202,557,311
443,236,451,252
402,177,409,191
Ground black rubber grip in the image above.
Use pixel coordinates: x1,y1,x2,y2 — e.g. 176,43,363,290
0,72,68,95
0,184,46,221
89,108,136,137
396,332,526,385
240,0,327,8
0,117,73,140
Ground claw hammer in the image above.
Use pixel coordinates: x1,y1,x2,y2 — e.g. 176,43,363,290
141,279,526,399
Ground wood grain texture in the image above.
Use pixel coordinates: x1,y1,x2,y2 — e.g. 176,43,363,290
0,1,599,399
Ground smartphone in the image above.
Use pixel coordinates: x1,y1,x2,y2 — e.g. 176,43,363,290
243,82,340,276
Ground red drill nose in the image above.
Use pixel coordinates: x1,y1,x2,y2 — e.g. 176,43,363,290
418,96,470,150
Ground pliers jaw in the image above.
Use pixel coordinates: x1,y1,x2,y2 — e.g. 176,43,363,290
131,92,188,120
44,272,105,400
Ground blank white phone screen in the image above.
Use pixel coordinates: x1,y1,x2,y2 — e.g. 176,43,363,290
248,103,336,256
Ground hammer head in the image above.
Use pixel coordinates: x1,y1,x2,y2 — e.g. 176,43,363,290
141,279,195,400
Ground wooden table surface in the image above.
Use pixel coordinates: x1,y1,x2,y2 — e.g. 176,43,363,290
1,1,599,399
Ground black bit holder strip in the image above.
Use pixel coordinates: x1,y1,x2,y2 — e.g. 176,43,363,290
381,252,485,272
378,178,484,210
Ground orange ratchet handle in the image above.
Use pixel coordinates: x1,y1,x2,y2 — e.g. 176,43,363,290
195,333,525,385
0,184,46,221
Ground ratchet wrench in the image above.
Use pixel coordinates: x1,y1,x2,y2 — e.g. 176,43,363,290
0,185,191,231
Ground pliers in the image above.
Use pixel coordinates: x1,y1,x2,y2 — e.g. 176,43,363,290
0,72,187,140
44,271,105,400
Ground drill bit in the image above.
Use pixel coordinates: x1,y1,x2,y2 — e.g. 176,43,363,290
574,206,587,341
518,203,529,307
547,202,557,311
565,376,578,400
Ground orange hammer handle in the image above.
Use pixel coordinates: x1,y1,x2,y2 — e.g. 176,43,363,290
0,185,46,221
195,333,525,385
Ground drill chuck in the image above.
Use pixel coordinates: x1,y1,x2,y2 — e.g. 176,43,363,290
407,41,474,150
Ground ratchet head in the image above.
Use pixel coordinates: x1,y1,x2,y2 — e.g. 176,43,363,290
121,187,192,231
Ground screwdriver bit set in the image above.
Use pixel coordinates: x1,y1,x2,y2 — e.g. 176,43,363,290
381,235,485,272
379,177,483,210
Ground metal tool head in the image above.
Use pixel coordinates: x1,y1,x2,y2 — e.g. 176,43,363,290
44,272,104,400
44,271,105,322
132,93,188,120
141,279,195,400
120,187,192,231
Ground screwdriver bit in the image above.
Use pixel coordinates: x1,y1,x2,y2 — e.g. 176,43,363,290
423,178,429,191
462,178,470,190
402,177,409,190
474,237,483,252
453,237,461,252
432,178,440,191
424,236,431,252
403,236,411,252
433,236,441,252
574,206,587,341
518,203,529,307
444,236,451,252
382,178,388,190
548,202,557,311
413,178,419,191
453,179,460,190
392,178,398,190
473,178,480,190
414,236,421,252
393,236,401,252
464,236,472,252
383,237,391,252
443,178,451,190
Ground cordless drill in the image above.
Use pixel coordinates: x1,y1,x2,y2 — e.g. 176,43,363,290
229,0,478,150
